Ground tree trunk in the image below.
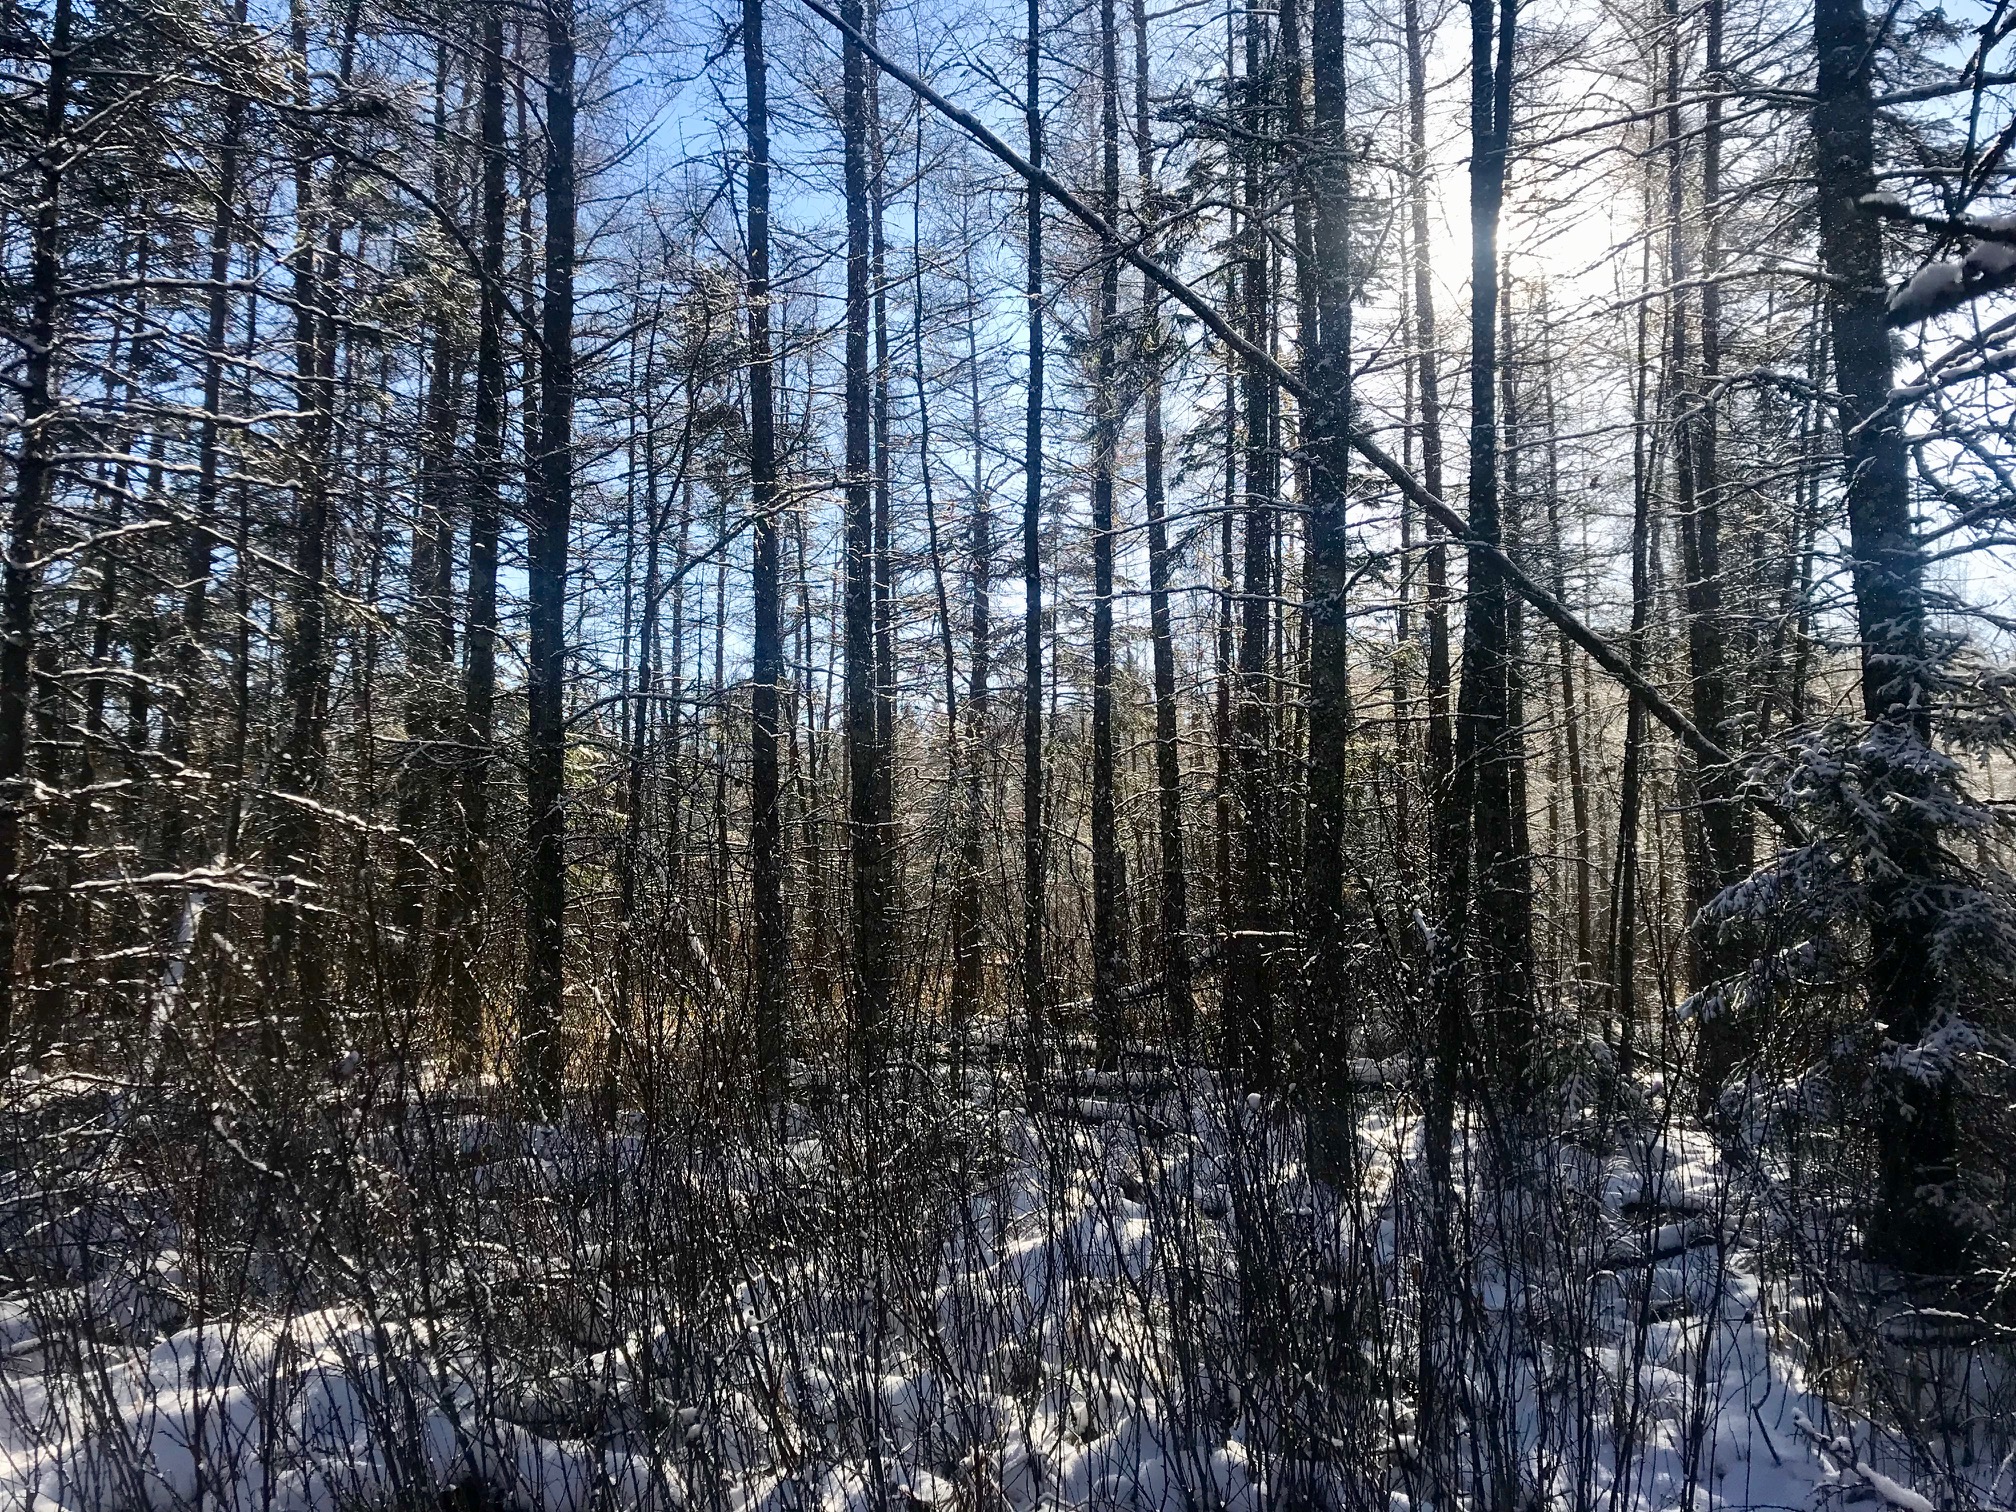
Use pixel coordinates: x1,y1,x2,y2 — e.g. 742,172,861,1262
1444,0,1531,1093
448,0,509,1063
1812,0,1962,1271
1133,0,1192,1051
1216,371,1236,934
842,0,892,1064
523,0,577,1111
746,0,788,1095
1536,289,1593,988
395,41,461,1007
1225,0,1277,1089
949,215,991,1074
166,0,249,874
1090,0,1124,1067
1405,0,1453,909
266,0,342,1049
1302,0,1355,1111
1611,197,1659,1086
1677,0,1751,1103
867,0,897,855
398,310,458,1003
0,0,74,1063
1021,0,1047,1100
615,316,667,1100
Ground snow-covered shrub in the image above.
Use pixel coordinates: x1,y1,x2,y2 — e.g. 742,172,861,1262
1688,687,2016,1261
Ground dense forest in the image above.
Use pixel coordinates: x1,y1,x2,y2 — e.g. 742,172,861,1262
1,0,2014,1501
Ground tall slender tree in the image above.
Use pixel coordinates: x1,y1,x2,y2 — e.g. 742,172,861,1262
1302,0,1356,1096
842,0,892,1060
1679,0,1750,1102
1090,0,1125,1066
448,0,509,1061
1442,0,1531,1091
1224,0,1278,1088
746,0,788,1093
0,0,74,1063
1405,0,1452,870
523,0,578,1110
1021,0,1048,1099
265,0,346,1046
168,0,252,876
1132,0,1192,1049
1535,290,1593,986
948,209,992,1064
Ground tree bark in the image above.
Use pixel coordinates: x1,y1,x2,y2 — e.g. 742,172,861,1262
166,0,250,875
394,41,461,1006
0,0,74,1063
843,0,893,1064
1021,0,1048,1100
1132,0,1192,1051
1404,0,1454,916
1090,0,1124,1067
523,0,578,1111
1611,195,1659,1086
1536,289,1593,987
266,0,345,1049
1302,0,1355,1102
447,0,509,1063
1225,0,1277,1089
1679,0,1752,1103
1813,0,1961,1270
949,212,992,1072
1444,0,1532,1094
746,0,788,1095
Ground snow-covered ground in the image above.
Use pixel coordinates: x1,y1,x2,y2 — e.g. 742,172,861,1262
0,1069,2003,1511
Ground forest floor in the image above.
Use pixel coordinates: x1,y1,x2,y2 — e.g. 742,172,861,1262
0,1060,2005,1511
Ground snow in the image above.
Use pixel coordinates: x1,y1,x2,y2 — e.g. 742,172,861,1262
1858,1460,1937,1512
1888,234,2016,324
1890,260,1966,322
1964,238,2016,282
0,1075,1981,1512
